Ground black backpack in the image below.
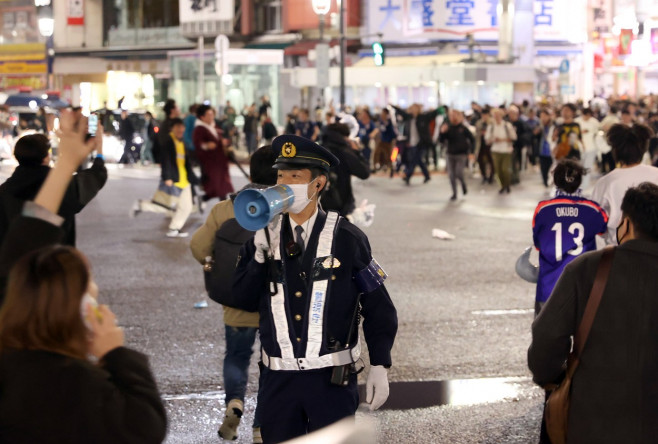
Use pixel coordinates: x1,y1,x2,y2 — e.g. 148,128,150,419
204,217,258,312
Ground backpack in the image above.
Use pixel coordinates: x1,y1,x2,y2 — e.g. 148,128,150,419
204,217,259,311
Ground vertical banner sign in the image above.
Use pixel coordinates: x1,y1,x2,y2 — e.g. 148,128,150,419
67,0,84,26
619,28,633,55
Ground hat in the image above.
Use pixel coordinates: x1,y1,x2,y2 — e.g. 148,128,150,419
272,135,339,172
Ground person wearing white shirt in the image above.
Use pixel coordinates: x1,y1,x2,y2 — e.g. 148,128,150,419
485,108,517,194
576,108,600,189
591,123,658,245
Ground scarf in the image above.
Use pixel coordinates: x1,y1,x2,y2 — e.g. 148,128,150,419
195,119,219,140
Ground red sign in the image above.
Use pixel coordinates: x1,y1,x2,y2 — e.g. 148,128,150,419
67,0,84,26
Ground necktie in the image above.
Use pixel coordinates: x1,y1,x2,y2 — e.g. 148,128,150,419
294,225,305,256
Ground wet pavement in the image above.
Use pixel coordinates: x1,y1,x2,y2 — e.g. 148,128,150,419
0,159,575,443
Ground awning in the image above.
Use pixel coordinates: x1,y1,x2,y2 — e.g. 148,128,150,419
284,39,358,56
352,53,466,68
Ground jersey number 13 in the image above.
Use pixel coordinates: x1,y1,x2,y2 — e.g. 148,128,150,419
551,222,585,261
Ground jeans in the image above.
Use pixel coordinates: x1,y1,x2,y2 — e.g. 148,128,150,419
447,154,468,197
224,325,261,427
405,144,430,181
477,144,494,181
141,139,155,164
245,132,257,155
539,156,553,187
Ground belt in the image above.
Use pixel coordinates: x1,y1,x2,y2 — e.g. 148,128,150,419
261,340,361,371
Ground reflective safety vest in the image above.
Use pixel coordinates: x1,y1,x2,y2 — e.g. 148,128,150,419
262,211,361,371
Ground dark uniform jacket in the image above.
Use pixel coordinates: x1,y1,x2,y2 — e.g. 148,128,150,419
321,129,370,216
528,240,658,443
0,347,167,444
0,158,107,246
160,134,199,185
233,210,398,367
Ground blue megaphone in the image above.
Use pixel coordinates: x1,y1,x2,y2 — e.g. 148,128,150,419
234,185,295,231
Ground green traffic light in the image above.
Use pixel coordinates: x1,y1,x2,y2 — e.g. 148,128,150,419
372,42,384,66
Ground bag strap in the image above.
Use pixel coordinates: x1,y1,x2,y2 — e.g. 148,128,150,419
573,247,615,358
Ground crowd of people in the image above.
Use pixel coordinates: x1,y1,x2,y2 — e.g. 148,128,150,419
0,91,657,444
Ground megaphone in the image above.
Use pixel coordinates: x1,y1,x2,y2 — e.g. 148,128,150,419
515,246,539,283
234,185,295,231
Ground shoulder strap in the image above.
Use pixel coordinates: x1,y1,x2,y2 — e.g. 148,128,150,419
574,247,615,357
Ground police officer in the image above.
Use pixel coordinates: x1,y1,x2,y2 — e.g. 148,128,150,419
233,135,398,443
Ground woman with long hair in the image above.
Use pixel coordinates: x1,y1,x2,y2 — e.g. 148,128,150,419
0,245,167,443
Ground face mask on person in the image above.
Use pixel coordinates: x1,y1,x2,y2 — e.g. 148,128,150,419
616,218,628,245
288,178,319,214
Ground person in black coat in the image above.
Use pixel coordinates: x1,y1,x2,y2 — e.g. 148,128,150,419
118,110,136,164
0,112,167,444
320,123,370,216
390,103,444,185
0,133,107,247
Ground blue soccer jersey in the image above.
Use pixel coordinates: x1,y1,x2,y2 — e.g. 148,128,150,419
532,192,608,303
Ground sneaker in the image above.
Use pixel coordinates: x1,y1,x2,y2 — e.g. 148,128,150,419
253,427,263,444
166,229,189,238
129,201,141,218
423,176,431,184
450,194,457,201
218,399,243,441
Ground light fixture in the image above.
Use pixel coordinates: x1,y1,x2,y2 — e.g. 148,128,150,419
222,74,234,86
311,0,331,15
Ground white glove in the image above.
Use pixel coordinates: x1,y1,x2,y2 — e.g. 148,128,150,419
253,216,281,263
365,365,389,411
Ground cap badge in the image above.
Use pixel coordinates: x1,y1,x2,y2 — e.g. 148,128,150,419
282,142,297,158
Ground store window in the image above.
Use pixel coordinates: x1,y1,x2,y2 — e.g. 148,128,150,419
254,0,282,34
102,0,181,46
0,0,39,45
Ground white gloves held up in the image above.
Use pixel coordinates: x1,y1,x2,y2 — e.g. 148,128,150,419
253,216,281,263
365,365,389,411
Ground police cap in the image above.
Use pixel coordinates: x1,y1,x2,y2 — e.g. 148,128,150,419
272,135,339,173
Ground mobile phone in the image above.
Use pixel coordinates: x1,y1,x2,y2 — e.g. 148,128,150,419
80,293,101,330
88,113,98,137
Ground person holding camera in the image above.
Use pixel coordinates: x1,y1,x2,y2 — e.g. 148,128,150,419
232,135,398,443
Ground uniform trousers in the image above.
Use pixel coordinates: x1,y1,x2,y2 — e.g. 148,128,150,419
258,366,358,444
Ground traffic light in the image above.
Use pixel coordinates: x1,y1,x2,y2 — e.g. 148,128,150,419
372,42,385,66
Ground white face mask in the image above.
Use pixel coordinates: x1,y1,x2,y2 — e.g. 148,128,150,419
287,178,318,214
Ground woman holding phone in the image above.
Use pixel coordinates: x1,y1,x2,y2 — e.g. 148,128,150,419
0,110,167,443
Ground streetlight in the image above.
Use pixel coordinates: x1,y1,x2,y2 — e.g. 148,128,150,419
35,1,54,90
311,0,331,108
311,0,331,40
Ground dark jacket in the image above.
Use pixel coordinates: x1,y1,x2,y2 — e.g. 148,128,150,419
391,105,441,148
528,240,658,443
0,158,107,246
0,214,64,307
320,129,370,216
233,210,398,367
119,116,135,141
510,119,531,150
0,347,167,444
160,133,198,185
438,123,475,155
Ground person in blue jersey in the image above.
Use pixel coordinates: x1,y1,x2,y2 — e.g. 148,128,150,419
532,159,608,315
